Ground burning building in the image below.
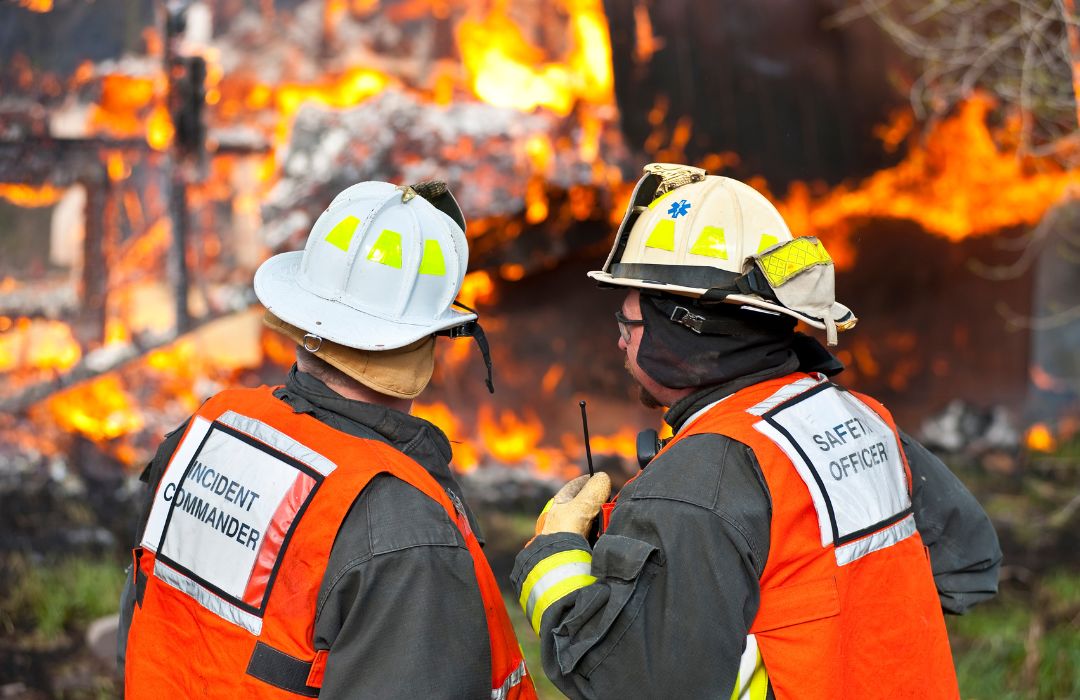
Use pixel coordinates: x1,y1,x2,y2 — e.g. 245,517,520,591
1,0,1080,690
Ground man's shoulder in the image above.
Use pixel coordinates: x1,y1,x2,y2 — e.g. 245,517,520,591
333,473,464,562
624,432,770,514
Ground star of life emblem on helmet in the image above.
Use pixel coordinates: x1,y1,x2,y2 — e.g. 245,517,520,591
667,199,691,218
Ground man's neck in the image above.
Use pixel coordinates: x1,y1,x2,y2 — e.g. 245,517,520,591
323,379,414,414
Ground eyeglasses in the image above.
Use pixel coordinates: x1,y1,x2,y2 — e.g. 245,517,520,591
615,310,645,344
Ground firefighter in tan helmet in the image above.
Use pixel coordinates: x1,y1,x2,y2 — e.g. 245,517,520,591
512,164,1001,699
119,181,536,698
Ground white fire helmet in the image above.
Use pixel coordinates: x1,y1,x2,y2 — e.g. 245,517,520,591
588,164,857,345
255,180,480,352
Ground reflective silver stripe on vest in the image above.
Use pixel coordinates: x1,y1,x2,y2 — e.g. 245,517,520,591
746,375,823,416
834,512,917,566
154,559,263,635
218,410,337,476
491,659,528,700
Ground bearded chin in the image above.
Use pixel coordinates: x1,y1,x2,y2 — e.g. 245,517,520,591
638,384,663,409
625,358,664,409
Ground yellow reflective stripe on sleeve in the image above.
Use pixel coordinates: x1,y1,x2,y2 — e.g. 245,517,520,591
518,549,591,609
689,225,729,259
418,239,446,276
518,549,594,634
757,237,833,287
325,216,360,252
367,229,403,268
747,659,768,700
645,219,676,251
757,233,780,253
730,635,769,700
529,574,596,633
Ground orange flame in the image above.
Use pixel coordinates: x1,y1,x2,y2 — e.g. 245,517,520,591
0,318,82,373
47,375,144,442
457,0,613,116
458,271,497,308
0,183,64,207
1025,423,1057,453
776,96,1080,265
478,405,544,464
18,0,53,12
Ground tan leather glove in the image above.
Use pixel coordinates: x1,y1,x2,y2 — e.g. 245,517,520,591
534,473,611,539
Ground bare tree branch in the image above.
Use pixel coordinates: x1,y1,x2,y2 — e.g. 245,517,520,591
835,0,1080,166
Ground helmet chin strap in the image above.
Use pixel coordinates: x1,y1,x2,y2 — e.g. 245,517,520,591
436,301,495,393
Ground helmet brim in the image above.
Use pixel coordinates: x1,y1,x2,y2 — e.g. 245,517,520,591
255,251,477,351
586,270,856,332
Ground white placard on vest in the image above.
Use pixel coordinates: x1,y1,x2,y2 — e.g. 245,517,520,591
141,416,323,610
753,384,913,563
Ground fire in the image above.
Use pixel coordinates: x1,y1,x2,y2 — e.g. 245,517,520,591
412,401,482,471
261,326,296,368
541,365,564,395
413,401,461,438
1025,423,1057,453
89,73,166,147
0,318,82,373
147,104,175,151
47,375,144,442
274,68,394,116
17,0,52,11
0,184,64,208
775,96,1080,265
478,405,544,465
589,428,637,457
457,0,613,116
458,271,497,308
11,3,1080,493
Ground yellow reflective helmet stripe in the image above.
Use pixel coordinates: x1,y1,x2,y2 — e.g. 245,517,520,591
325,216,360,252
418,239,446,276
518,549,595,634
647,190,677,211
757,233,780,253
757,236,833,287
645,219,676,252
367,229,403,268
689,225,729,259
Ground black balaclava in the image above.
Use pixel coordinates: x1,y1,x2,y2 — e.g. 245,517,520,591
636,293,801,389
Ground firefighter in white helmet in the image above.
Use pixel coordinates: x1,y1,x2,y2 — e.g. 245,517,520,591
512,164,1001,699
120,181,536,699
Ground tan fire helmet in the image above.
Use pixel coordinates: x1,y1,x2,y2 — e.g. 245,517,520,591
588,163,857,345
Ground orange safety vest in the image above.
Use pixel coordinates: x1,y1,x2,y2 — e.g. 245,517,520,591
126,387,535,699
603,372,958,699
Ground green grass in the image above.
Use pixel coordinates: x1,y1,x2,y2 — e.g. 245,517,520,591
504,572,1080,700
504,592,568,700
1,554,126,642
949,570,1080,700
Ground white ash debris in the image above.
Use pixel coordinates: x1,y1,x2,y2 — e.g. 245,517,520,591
0,280,79,318
459,465,563,511
261,89,625,250
919,400,1020,454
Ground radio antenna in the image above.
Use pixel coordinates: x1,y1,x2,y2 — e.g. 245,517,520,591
579,400,595,477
